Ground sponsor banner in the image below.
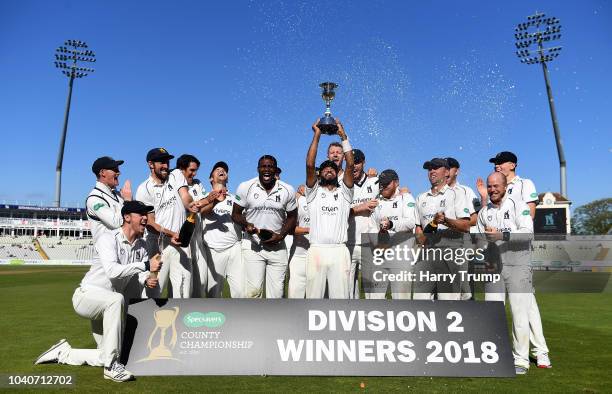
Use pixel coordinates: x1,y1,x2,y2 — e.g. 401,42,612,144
123,299,514,377
0,259,91,266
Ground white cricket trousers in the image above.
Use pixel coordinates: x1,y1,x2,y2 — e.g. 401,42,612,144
288,253,307,299
190,231,208,298
306,244,351,299
365,264,412,300
242,239,288,298
203,243,245,298
484,264,533,368
58,287,125,368
153,243,192,298
347,244,361,299
528,293,549,356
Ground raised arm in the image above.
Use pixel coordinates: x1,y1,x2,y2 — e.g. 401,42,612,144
336,120,354,189
306,120,322,188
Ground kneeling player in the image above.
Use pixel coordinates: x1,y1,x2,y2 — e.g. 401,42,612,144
34,201,162,382
305,119,354,299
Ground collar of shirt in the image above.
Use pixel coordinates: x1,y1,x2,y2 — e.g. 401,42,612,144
149,175,166,188
427,184,450,196
507,175,522,185
488,194,509,210
255,179,282,196
95,181,119,199
116,227,139,247
355,172,368,187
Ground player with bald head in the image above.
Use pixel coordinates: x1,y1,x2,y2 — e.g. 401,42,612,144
477,171,547,374
478,151,551,370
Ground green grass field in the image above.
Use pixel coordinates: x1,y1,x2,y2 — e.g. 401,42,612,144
1,266,611,393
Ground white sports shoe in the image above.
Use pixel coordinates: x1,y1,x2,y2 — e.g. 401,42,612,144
537,353,552,368
104,360,134,382
34,339,70,365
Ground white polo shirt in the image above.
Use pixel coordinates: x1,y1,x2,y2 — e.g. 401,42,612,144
80,228,149,293
347,173,380,245
477,195,534,234
292,195,310,257
370,192,418,235
188,179,205,202
416,184,470,230
507,175,538,204
306,181,354,245
86,182,125,245
234,177,297,243
203,192,242,250
135,169,188,234
450,182,478,214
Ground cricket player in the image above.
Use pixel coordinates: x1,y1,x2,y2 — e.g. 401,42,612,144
305,118,354,299
414,158,471,300
365,169,418,299
480,151,551,369
327,141,345,179
34,200,162,382
176,154,207,297
232,155,297,298
288,185,310,298
200,161,244,298
477,172,541,374
346,148,379,299
446,157,479,300
135,148,198,298
86,156,132,245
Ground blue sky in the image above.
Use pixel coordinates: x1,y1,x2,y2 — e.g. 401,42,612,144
0,0,610,209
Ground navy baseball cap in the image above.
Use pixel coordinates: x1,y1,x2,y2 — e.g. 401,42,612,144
209,161,229,177
121,200,153,216
489,151,518,164
423,158,449,170
378,169,399,187
146,147,174,162
352,149,366,164
92,156,124,176
445,157,460,168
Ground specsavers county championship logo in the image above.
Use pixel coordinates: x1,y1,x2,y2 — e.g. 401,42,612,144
139,307,180,362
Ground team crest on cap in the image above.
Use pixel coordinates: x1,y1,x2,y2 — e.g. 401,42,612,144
159,148,167,153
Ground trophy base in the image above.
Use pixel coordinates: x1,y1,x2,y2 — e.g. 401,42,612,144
318,116,338,135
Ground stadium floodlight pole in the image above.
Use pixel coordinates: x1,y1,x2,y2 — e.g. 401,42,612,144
53,40,96,207
515,12,567,198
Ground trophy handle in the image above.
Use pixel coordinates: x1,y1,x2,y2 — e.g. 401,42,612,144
147,325,158,351
169,307,179,348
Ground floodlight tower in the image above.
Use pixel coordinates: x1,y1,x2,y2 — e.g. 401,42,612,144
515,12,567,197
53,40,96,207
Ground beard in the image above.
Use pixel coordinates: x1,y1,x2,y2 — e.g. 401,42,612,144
319,177,339,187
155,169,168,181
